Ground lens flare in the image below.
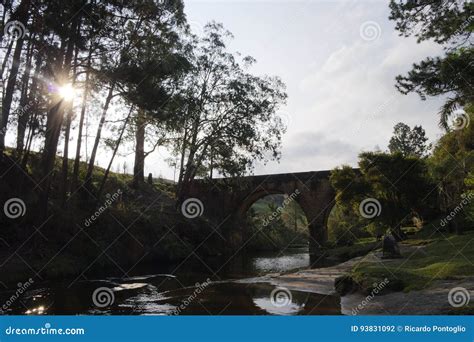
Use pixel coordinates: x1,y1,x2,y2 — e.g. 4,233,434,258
58,84,75,101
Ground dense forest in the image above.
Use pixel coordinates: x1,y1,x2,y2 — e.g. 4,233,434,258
0,0,287,281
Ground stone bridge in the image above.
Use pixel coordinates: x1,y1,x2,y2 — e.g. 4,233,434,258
187,170,337,255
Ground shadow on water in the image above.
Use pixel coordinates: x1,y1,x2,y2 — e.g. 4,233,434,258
0,248,341,315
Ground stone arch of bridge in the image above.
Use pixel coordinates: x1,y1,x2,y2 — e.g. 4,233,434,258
234,186,333,254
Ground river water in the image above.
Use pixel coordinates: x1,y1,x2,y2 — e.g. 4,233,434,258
1,248,341,315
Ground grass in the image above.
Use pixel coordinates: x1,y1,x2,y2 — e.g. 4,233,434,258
350,230,474,292
326,237,380,261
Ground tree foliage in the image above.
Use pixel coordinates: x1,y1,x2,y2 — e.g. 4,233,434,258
171,23,287,198
389,0,474,128
428,104,474,232
0,2,287,216
388,122,430,157
331,152,434,239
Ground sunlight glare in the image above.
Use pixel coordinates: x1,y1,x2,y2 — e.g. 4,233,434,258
58,83,75,101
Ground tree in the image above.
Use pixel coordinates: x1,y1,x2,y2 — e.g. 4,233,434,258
389,0,474,128
428,105,474,234
329,166,371,244
0,0,32,154
388,122,430,157
331,153,435,240
464,172,474,226
38,0,88,216
172,23,287,201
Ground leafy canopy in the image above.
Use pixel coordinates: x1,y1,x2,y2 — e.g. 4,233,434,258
389,0,474,128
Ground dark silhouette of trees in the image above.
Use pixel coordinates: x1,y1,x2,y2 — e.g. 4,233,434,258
0,1,287,219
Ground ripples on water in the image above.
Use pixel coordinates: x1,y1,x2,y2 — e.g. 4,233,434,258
0,248,341,315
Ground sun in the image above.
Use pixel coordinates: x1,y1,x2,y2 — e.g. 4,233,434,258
58,83,75,101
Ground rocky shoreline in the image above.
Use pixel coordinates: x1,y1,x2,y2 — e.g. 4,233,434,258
263,244,474,315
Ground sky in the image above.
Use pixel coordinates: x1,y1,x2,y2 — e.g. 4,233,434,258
10,0,448,181
150,0,445,179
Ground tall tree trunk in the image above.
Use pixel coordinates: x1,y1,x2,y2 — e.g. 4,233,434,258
209,145,214,179
71,46,92,191
1,40,14,80
177,128,188,186
21,120,35,168
60,45,79,206
133,109,146,188
177,117,201,200
38,33,74,217
18,52,42,165
15,35,35,155
98,105,134,197
0,0,31,154
84,83,115,191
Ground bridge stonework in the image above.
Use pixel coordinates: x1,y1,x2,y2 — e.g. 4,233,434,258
188,171,336,255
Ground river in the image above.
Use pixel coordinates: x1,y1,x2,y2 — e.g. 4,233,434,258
0,248,341,315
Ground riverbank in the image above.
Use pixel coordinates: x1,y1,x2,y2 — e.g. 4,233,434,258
0,151,233,288
267,231,474,314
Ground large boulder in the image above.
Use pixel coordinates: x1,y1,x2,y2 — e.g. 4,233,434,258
382,233,402,259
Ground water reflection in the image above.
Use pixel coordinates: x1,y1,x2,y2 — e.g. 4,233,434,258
25,305,45,315
0,248,341,315
253,252,309,274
